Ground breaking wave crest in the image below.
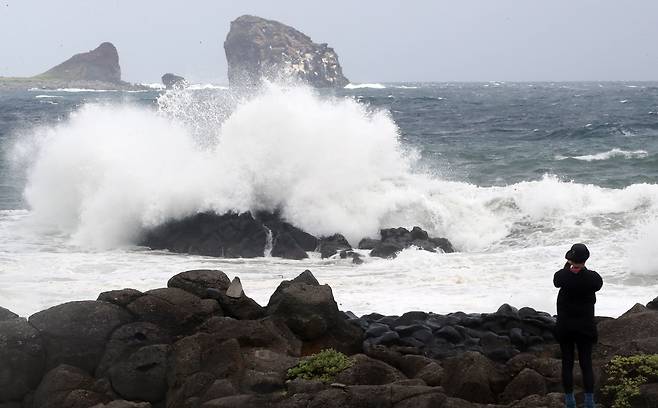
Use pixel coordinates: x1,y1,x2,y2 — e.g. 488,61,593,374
556,148,649,161
13,85,658,258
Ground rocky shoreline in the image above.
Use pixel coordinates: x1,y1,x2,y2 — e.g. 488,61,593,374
2,269,658,408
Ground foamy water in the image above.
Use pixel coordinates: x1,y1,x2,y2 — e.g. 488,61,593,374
1,84,657,318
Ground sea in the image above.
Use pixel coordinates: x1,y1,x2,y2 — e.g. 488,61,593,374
1,82,657,318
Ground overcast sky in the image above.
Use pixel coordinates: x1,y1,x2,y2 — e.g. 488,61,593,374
1,0,657,84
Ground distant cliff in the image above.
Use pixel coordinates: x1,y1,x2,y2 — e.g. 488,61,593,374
224,15,349,88
0,42,146,91
38,42,122,83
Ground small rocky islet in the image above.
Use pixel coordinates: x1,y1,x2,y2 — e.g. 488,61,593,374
2,269,658,408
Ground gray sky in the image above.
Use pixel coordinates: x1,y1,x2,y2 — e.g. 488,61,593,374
1,0,658,84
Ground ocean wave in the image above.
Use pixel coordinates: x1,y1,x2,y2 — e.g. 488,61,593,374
29,88,118,93
186,84,229,90
140,83,166,90
556,148,649,162
344,83,386,89
35,95,63,99
13,84,658,257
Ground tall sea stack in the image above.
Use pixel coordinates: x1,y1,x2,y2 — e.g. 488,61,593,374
224,15,349,88
38,42,122,83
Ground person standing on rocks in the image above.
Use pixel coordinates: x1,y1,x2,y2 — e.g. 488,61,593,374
553,243,603,408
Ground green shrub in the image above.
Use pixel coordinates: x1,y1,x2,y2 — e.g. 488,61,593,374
287,348,353,382
603,354,658,408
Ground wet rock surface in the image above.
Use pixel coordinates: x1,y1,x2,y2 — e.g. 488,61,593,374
1,271,655,406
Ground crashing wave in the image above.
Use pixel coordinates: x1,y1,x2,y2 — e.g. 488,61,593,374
556,148,649,162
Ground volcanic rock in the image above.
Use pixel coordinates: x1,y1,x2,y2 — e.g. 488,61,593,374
267,270,363,353
167,269,231,299
108,344,169,402
140,211,269,258
224,15,349,88
318,234,351,259
0,318,45,402
161,73,187,89
39,42,122,83
368,227,455,259
0,306,18,321
28,301,132,373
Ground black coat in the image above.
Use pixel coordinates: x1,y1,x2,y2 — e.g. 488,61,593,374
553,264,603,342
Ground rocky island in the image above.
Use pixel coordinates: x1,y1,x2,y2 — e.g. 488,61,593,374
224,15,349,88
0,42,146,91
1,269,658,408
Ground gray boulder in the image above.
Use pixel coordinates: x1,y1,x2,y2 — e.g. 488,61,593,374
0,318,45,402
108,344,169,402
167,269,231,298
28,301,132,373
334,354,406,385
266,270,363,353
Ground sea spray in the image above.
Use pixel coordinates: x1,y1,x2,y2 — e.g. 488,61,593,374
15,84,658,258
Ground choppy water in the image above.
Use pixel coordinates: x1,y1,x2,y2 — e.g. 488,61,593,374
1,82,657,318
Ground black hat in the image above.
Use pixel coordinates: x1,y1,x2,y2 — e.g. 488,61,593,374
565,243,590,263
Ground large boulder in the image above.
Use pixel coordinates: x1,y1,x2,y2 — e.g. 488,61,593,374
369,227,454,259
0,318,45,402
38,42,122,83
96,321,171,376
126,287,218,335
241,349,298,393
334,354,406,385
28,301,132,373
167,269,231,298
166,336,243,407
440,351,500,403
97,289,143,307
499,368,547,403
597,310,658,357
108,344,169,403
224,15,349,88
32,364,107,408
266,270,363,354
198,316,301,356
140,211,268,258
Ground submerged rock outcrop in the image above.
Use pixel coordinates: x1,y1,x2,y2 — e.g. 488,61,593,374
38,42,122,83
161,73,187,89
224,15,349,88
2,270,657,407
139,211,454,262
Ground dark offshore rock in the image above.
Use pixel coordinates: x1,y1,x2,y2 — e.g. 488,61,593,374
38,42,122,83
368,227,455,259
224,15,349,88
28,301,132,373
126,288,218,335
167,269,231,299
161,73,187,89
267,270,363,353
0,318,45,402
271,232,308,260
140,211,268,258
318,234,351,258
259,212,318,252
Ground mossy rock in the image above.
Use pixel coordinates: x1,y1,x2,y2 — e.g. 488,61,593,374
287,348,353,382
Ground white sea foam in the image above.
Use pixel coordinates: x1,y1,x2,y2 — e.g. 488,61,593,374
35,95,63,99
187,83,229,90
345,83,386,89
556,148,649,162
6,84,658,317
140,83,166,90
29,88,117,93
